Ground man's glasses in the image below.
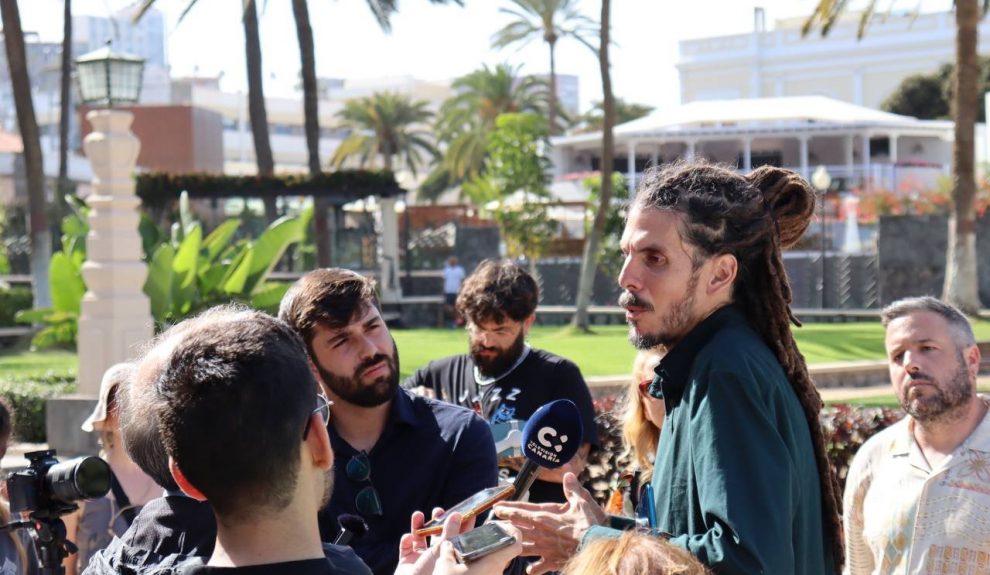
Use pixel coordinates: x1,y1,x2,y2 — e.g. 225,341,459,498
346,451,383,517
303,393,332,440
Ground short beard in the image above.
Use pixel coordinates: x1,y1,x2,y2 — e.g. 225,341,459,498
900,353,974,424
471,330,526,378
316,340,400,408
623,270,700,350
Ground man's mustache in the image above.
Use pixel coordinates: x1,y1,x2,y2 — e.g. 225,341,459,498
618,291,654,312
358,354,391,375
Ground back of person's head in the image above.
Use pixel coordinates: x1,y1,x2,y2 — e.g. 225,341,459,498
153,307,319,520
622,348,664,473
881,296,976,349
633,160,843,565
122,305,257,492
456,259,539,325
279,268,380,351
562,531,709,575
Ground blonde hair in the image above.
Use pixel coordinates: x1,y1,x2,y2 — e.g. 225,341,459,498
562,531,709,575
621,348,664,474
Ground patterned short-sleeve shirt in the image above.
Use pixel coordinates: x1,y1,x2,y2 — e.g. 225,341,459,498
843,396,990,575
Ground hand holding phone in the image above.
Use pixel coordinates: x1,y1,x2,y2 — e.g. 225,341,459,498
450,522,519,564
413,485,515,537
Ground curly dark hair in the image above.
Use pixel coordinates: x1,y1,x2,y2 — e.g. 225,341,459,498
633,160,844,567
456,259,539,325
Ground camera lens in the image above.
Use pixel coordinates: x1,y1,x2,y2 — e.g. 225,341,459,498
45,456,111,504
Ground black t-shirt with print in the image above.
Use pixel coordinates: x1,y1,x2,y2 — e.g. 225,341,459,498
404,348,599,503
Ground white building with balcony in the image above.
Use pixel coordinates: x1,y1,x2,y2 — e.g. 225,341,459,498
550,95,953,194
677,9,990,110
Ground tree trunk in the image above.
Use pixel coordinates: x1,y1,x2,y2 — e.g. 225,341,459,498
1,0,52,308
548,40,558,136
243,0,277,221
571,0,613,331
291,0,330,268
57,0,72,223
942,0,982,313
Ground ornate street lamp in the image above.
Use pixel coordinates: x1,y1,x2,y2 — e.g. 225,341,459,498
812,166,832,309
75,45,144,107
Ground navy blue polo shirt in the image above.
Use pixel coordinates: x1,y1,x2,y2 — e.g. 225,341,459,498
318,388,498,575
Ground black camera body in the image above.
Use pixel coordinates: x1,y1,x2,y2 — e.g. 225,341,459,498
3,450,111,573
7,450,111,520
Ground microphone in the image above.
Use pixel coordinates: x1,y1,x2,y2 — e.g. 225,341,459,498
332,513,369,546
508,399,584,501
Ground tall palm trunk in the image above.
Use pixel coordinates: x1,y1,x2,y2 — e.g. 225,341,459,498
571,0,612,331
57,0,72,222
1,0,51,308
942,0,982,313
243,0,277,222
291,0,331,268
547,39,558,136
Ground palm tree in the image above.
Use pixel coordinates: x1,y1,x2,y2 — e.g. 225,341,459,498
423,63,550,200
581,97,652,132
136,0,277,222
491,0,597,136
1,0,52,308
571,0,611,332
57,0,73,226
804,1,985,313
331,92,436,174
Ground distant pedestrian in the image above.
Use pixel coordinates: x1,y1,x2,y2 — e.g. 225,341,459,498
443,256,466,328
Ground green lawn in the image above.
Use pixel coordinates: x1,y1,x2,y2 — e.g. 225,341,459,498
3,318,990,382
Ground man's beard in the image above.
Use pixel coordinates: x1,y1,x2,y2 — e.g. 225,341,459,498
471,330,526,378
899,353,974,424
316,340,400,408
619,271,699,350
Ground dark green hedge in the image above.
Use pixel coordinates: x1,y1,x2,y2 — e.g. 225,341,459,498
136,170,404,207
0,285,32,327
0,376,77,443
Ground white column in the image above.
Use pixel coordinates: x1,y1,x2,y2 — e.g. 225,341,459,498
379,197,402,304
798,135,809,180
888,134,899,163
650,145,659,169
862,134,872,191
627,141,638,191
77,110,153,396
684,140,696,161
742,137,752,171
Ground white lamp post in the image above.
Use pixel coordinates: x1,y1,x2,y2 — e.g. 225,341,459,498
811,166,832,309
75,46,152,397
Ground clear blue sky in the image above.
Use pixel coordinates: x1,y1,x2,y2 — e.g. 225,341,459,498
15,0,953,113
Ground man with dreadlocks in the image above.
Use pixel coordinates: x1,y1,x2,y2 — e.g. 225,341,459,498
495,161,842,575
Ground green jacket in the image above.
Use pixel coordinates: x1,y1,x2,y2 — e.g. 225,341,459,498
586,306,836,574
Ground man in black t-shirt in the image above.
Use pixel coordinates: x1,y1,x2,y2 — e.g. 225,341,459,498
405,260,599,504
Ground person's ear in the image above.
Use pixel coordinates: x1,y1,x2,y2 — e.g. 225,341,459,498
305,413,334,471
523,313,536,335
965,343,981,380
169,457,208,501
706,254,737,296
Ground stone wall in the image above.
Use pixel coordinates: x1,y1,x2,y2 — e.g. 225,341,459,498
878,214,990,305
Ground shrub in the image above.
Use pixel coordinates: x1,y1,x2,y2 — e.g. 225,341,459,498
583,392,905,505
0,376,77,443
0,285,32,327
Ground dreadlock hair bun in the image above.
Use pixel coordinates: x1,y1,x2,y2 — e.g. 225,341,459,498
744,166,816,250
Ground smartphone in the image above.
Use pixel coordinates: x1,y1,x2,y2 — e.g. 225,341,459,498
451,522,517,564
413,484,515,537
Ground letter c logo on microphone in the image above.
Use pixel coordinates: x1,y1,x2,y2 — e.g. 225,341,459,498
537,426,569,453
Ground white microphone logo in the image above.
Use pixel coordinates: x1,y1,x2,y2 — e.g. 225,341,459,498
537,426,569,453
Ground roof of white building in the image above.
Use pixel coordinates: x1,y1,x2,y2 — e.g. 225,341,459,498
554,96,953,146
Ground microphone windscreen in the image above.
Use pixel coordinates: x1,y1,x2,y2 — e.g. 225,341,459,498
520,399,584,469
